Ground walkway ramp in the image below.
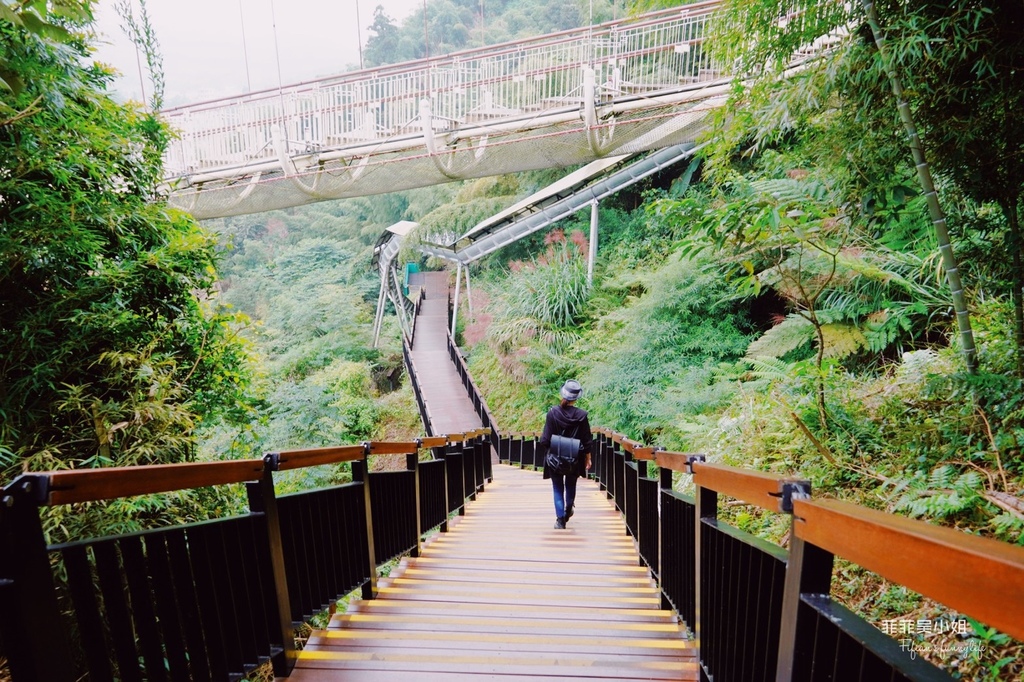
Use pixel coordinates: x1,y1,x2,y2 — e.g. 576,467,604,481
290,464,697,681
407,271,482,436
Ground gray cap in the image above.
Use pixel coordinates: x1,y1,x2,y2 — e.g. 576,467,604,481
559,380,583,401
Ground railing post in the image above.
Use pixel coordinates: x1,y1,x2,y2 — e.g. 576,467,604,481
691,457,712,682
0,475,75,682
463,439,477,502
352,447,379,599
246,456,297,678
436,442,450,532
775,488,832,682
408,448,423,557
658,463,673,611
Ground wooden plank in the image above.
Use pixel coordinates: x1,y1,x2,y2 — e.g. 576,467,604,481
794,498,1024,641
365,590,661,609
292,651,697,679
379,575,658,595
328,614,684,638
395,555,650,576
289,668,693,682
390,566,654,587
48,459,265,505
344,600,675,623
307,634,692,656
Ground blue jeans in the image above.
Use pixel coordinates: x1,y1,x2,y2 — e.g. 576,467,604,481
551,474,578,520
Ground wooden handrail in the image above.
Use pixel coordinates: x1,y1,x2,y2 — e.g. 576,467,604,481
20,432,497,508
654,450,701,472
630,445,656,460
597,425,807,513
692,461,807,513
793,498,1024,642
44,459,266,506
272,445,366,471
366,441,420,455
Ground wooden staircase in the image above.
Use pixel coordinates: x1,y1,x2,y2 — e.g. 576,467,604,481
288,464,698,680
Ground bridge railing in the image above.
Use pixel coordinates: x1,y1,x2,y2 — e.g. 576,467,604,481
159,3,721,179
499,428,1024,682
447,330,500,451
0,432,492,682
403,338,435,436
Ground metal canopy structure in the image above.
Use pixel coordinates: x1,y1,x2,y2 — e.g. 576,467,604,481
371,128,714,345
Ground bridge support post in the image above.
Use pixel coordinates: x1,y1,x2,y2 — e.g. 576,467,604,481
588,200,599,285
464,263,474,323
451,261,463,339
372,275,387,348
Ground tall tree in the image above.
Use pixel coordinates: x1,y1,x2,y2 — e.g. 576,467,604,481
0,5,255,478
364,5,401,67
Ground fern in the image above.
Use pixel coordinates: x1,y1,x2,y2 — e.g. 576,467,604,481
820,323,868,359
742,356,794,382
749,178,830,203
894,466,986,520
746,314,814,358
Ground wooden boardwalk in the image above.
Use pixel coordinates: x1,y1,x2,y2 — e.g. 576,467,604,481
408,271,483,435
290,464,697,680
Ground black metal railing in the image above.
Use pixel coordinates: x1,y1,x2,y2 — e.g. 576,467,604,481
266,481,369,624
402,339,434,437
447,330,501,447
499,432,540,469
0,432,492,682
406,286,424,348
504,428,1024,682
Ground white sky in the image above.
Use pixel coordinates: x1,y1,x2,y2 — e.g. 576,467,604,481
92,0,426,107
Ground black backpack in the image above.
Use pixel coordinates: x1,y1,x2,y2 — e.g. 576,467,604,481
546,426,581,475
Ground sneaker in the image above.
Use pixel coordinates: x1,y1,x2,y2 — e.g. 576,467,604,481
565,506,574,520
554,517,566,529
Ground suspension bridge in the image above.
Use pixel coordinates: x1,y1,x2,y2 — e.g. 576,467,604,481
158,3,726,220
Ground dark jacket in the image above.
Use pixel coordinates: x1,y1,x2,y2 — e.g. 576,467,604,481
540,404,592,479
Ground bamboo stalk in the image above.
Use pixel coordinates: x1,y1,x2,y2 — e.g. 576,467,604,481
861,0,978,374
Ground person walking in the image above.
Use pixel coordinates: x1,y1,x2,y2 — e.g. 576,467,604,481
540,380,593,529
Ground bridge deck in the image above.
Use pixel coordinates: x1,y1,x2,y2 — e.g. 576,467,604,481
408,271,483,436
289,464,697,680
